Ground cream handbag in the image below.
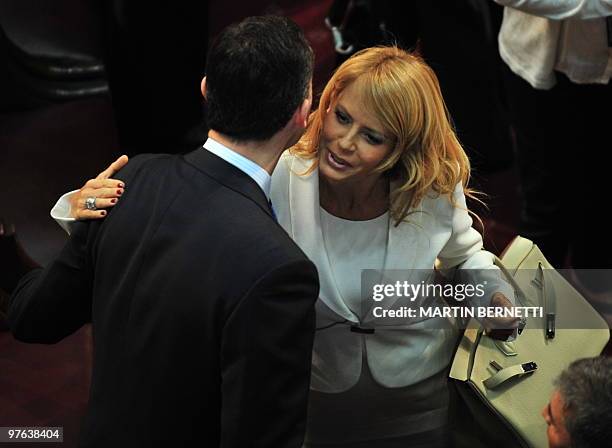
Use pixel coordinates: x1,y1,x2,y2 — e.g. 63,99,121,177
449,236,610,447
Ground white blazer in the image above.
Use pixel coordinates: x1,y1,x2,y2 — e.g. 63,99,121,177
271,152,514,392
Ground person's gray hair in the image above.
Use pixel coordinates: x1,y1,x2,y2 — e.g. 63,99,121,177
554,356,612,448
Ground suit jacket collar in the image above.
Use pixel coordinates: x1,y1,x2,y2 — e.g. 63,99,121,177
203,138,271,198
184,148,274,220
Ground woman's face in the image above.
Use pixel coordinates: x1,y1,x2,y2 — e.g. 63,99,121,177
318,81,395,186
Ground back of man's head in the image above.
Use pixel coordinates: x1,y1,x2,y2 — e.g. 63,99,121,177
205,15,314,141
555,356,612,448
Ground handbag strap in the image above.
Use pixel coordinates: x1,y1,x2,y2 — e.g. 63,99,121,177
493,256,537,307
482,361,538,389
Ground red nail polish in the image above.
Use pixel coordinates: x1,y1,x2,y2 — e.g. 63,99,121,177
101,211,107,216
111,198,117,204
118,183,124,188
117,189,123,195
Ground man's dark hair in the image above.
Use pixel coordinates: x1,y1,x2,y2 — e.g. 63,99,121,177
554,356,612,448
205,15,314,141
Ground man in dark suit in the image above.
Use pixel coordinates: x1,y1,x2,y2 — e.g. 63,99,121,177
8,16,319,448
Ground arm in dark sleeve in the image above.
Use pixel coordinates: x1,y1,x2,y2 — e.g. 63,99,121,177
8,220,97,344
9,154,160,343
220,259,319,448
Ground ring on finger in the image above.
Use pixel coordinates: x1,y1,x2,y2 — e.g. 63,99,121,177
85,197,98,211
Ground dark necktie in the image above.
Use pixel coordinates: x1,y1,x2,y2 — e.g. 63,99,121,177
268,199,278,222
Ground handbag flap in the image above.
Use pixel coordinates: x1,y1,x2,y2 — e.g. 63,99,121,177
499,236,535,273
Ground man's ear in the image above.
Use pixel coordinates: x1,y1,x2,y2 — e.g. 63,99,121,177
297,96,312,128
200,77,207,99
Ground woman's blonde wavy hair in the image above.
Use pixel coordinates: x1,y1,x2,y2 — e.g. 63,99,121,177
291,46,480,226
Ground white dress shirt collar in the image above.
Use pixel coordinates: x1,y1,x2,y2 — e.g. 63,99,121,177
203,137,271,200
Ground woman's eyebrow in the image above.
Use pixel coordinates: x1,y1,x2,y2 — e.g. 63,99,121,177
363,126,383,137
335,103,350,117
336,103,384,136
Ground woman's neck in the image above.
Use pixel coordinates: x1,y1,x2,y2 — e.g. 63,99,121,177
319,175,389,221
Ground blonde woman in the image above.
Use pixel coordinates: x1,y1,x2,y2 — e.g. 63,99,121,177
53,46,516,447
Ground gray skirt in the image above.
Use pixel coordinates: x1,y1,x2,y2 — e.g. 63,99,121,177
304,359,450,447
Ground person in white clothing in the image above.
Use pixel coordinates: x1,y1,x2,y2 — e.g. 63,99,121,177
492,0,612,283
51,46,518,447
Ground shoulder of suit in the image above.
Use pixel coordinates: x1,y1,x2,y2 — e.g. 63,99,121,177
422,182,463,209
116,153,177,181
272,150,316,185
278,150,315,172
126,153,175,167
390,181,457,223
274,150,296,179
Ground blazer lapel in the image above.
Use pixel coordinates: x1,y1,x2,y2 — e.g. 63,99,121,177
362,196,432,324
183,148,274,220
286,156,358,323
361,220,421,324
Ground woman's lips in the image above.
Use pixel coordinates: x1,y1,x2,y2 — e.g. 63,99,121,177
326,148,352,170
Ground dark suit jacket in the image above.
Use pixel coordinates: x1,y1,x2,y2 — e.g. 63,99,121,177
9,149,319,447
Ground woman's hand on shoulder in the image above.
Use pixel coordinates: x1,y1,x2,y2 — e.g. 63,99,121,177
70,155,129,220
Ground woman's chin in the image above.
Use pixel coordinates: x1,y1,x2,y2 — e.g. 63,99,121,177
319,159,348,183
